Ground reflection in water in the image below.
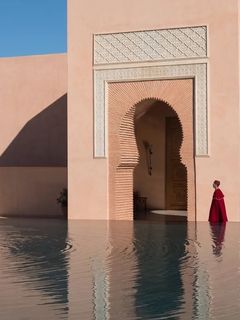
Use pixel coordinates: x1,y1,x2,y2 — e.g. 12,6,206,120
210,223,226,257
195,222,240,319
0,218,69,319
133,222,187,319
0,219,240,319
107,221,138,319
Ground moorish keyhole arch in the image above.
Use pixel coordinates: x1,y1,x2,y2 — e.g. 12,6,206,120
108,79,195,221
133,99,187,213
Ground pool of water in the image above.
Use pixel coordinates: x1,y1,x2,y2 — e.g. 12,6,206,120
0,218,239,319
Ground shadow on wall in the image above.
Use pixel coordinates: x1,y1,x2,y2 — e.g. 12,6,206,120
0,94,67,218
0,94,67,166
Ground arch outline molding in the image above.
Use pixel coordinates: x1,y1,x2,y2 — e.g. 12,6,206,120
94,63,207,157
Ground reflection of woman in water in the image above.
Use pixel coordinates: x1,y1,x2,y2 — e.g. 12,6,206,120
208,180,228,223
210,223,226,256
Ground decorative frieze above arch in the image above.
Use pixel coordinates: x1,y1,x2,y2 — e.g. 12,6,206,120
94,63,207,157
94,26,207,65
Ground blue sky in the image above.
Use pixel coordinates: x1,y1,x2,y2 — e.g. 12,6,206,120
0,0,67,57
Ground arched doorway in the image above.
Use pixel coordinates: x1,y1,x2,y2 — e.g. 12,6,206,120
133,99,187,217
108,79,195,220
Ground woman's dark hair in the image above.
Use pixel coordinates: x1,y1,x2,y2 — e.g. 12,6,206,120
214,180,220,187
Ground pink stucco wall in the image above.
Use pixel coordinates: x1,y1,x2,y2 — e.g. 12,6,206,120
68,0,240,220
0,54,67,217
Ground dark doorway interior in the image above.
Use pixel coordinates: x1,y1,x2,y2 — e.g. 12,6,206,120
133,100,187,220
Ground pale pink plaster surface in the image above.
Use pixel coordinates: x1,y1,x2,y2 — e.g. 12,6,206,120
68,0,240,221
0,54,67,217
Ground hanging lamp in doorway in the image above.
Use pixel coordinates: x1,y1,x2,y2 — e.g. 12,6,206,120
143,140,153,176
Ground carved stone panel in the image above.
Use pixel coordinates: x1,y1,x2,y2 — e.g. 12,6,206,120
94,26,207,65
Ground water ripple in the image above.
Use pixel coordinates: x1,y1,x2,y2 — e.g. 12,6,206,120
0,220,240,319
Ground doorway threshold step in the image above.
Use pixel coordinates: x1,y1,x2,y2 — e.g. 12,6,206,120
150,210,187,217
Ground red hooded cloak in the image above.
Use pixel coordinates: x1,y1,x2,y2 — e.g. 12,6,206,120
209,188,228,223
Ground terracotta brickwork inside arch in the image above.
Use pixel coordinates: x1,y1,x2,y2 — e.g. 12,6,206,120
108,79,195,221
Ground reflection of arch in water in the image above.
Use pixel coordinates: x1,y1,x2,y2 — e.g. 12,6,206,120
133,222,187,318
0,219,69,312
108,79,195,220
133,99,187,212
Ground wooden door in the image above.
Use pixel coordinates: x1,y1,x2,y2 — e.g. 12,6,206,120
165,117,187,210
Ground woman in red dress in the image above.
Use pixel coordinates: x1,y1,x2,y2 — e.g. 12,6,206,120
208,180,228,223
